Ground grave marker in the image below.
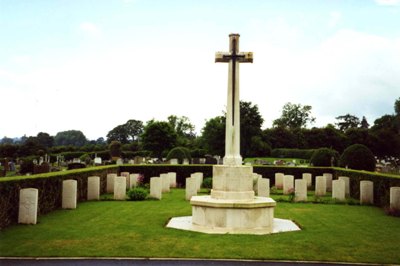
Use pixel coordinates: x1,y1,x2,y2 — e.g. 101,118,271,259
186,177,197,200
62,180,77,209
332,179,345,201
257,178,270,197
106,173,117,193
294,179,307,202
150,177,162,200
283,175,294,195
87,176,100,200
275,172,284,189
315,176,326,196
360,180,374,205
18,188,39,224
114,176,127,200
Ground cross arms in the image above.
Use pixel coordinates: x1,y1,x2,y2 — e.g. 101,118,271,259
215,52,253,63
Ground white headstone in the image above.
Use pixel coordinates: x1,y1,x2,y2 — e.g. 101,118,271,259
129,173,140,189
295,179,307,202
283,175,294,195
168,172,177,188
120,172,130,188
62,180,77,209
332,179,345,201
18,188,39,224
87,176,100,200
185,177,197,200
116,158,123,165
183,158,190,165
390,187,400,210
94,157,102,165
257,178,270,197
149,177,162,200
160,173,170,193
302,173,312,188
106,173,117,193
191,172,203,192
170,158,179,165
360,180,374,205
275,173,284,189
338,176,350,197
114,176,127,200
315,176,326,197
323,173,333,192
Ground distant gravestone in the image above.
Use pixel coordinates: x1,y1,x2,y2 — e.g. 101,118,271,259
182,158,190,165
338,176,350,197
283,175,294,195
62,180,77,209
168,172,177,188
360,180,374,205
294,179,307,202
302,173,312,188
257,178,270,197
185,177,197,200
87,176,100,200
114,176,127,200
120,172,130,188
160,173,170,193
129,173,140,188
323,173,333,192
150,177,162,200
332,179,345,201
116,158,123,165
72,158,81,163
170,158,179,165
18,188,39,224
390,187,400,210
106,173,117,193
275,173,284,189
94,157,102,165
315,176,326,197
199,158,206,164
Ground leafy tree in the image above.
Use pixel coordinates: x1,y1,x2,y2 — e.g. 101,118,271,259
54,130,87,147
107,119,143,144
109,141,122,158
339,144,376,171
240,101,264,158
18,136,44,157
335,114,360,132
199,116,225,156
141,120,177,158
360,116,369,129
310,148,339,167
0,144,19,158
345,128,372,148
249,136,271,157
167,115,196,147
273,102,315,129
36,132,54,148
395,97,400,134
0,137,14,144
263,127,297,149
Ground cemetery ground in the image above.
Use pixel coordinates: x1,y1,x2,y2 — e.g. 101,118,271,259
1,189,399,264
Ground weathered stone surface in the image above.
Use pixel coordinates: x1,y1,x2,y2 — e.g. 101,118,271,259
338,176,350,197
161,173,170,193
315,176,326,197
150,177,162,200
332,179,345,201
114,176,127,200
302,173,312,188
62,179,77,209
275,173,284,189
191,172,203,192
360,180,374,205
283,175,294,195
323,173,333,192
294,179,307,202
87,176,100,200
129,173,140,189
390,187,400,210
186,177,197,201
253,173,262,193
18,188,38,224
168,172,177,188
257,178,270,197
120,172,130,188
106,173,117,193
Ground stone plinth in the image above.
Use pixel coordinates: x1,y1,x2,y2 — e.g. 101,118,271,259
87,176,100,200
275,173,284,189
332,179,345,201
323,173,333,192
18,188,38,224
114,176,127,200
283,175,294,195
106,173,117,193
338,176,350,197
168,172,177,188
62,180,77,209
302,173,312,188
315,176,326,197
360,180,374,205
390,187,400,210
150,177,162,200
294,179,307,202
161,173,170,193
258,178,270,197
185,177,197,201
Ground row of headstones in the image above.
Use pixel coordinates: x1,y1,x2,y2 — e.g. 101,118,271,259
149,172,177,199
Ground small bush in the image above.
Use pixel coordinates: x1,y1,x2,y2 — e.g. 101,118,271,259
20,159,34,174
127,187,148,201
339,144,376,172
202,177,212,189
166,147,191,164
310,148,339,167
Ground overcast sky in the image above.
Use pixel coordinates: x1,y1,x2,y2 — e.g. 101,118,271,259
1,0,399,140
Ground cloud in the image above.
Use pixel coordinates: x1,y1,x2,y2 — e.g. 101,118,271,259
375,0,400,6
328,11,341,28
79,22,102,37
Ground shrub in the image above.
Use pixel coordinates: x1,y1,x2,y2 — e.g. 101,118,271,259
109,141,122,158
202,177,212,189
127,187,148,201
339,144,376,171
20,159,34,174
166,147,191,164
310,148,339,167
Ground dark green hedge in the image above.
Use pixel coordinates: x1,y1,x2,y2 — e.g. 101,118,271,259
271,148,315,159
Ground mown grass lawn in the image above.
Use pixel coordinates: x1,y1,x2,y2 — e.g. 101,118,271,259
0,189,399,264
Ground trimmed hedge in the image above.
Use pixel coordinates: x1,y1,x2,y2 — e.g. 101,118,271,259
271,149,315,159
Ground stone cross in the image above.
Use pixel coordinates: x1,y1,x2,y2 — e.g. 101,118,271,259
215,33,253,165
